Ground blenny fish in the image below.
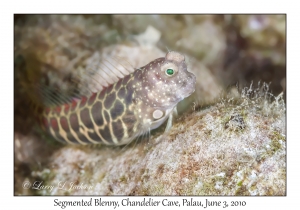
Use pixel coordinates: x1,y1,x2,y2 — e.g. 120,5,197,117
30,51,196,146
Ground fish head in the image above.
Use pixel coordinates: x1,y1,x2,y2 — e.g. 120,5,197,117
137,51,196,109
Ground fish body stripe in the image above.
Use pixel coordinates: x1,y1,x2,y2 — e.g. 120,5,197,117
41,73,139,145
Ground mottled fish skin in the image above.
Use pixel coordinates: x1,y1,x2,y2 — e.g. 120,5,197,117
38,51,196,145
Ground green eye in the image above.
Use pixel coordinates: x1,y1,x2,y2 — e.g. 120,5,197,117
166,68,174,76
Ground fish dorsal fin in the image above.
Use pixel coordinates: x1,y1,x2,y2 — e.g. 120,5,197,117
20,50,136,108
80,51,135,94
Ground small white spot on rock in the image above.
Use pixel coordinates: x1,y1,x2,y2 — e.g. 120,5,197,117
216,172,226,177
215,181,223,189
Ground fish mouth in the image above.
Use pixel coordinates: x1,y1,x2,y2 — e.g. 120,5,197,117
185,86,196,98
172,72,197,102
187,87,196,95
185,72,196,95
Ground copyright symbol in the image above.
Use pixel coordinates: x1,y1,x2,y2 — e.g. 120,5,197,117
22,181,31,189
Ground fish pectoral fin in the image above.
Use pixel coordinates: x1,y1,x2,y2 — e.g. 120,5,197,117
164,106,178,133
164,111,173,134
173,106,178,117
153,107,177,146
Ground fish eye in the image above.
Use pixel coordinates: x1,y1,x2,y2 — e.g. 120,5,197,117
165,68,174,76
